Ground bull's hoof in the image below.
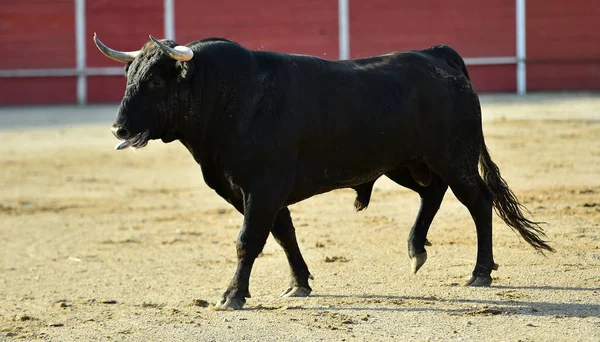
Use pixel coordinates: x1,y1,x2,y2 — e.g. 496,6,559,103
410,252,428,274
424,239,432,247
281,286,312,298
214,297,246,310
465,275,493,287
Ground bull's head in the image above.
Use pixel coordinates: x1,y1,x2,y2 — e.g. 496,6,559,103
93,33,195,150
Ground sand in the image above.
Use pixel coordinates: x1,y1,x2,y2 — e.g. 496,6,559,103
0,93,599,341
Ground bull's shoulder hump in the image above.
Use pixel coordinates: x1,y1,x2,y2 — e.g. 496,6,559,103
187,38,249,55
187,37,238,47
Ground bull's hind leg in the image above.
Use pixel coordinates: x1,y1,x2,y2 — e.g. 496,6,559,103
386,168,448,273
444,170,497,286
272,207,313,297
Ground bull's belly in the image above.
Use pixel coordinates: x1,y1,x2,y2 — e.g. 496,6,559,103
282,116,424,204
285,155,412,205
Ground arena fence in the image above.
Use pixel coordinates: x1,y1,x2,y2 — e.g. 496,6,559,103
0,0,583,105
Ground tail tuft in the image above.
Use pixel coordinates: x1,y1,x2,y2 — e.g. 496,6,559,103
480,145,555,253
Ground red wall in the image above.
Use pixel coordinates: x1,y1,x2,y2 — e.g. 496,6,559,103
0,0,75,104
176,0,338,59
0,77,76,106
350,0,515,58
350,0,517,92
0,0,599,105
526,0,600,90
86,0,163,103
468,65,517,93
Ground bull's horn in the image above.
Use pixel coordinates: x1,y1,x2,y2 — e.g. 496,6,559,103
93,33,140,63
149,35,193,62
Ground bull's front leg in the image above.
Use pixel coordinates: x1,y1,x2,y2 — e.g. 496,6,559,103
214,182,290,310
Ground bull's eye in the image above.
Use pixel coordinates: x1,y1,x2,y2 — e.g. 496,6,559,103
147,78,165,89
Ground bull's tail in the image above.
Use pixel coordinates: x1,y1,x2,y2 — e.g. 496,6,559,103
479,144,555,253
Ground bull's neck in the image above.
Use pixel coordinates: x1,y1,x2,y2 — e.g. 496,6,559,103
177,46,253,173
177,64,228,167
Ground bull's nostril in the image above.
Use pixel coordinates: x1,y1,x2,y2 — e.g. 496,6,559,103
116,128,130,139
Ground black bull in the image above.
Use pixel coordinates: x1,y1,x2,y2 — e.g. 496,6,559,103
94,35,554,310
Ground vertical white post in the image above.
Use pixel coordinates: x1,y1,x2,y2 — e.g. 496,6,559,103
516,0,526,95
164,0,175,40
75,0,87,104
338,0,350,60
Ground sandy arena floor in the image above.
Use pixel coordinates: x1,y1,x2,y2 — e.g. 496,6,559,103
0,93,599,341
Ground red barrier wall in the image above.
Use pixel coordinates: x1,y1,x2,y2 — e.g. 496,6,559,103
350,0,517,92
0,77,76,105
0,0,75,104
175,0,338,58
0,1,599,105
526,0,600,90
350,0,515,58
86,0,163,103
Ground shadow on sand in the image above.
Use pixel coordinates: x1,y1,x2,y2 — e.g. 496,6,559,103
256,288,599,318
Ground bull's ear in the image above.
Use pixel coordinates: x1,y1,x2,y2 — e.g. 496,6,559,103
176,61,194,80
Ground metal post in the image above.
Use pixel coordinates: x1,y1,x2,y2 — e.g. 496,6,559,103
338,0,350,60
75,0,87,104
516,0,526,95
164,0,175,40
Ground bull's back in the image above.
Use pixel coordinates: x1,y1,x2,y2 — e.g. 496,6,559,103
289,58,419,184
248,47,477,202
286,46,473,151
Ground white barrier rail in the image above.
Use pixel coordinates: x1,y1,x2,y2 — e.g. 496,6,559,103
0,67,124,78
